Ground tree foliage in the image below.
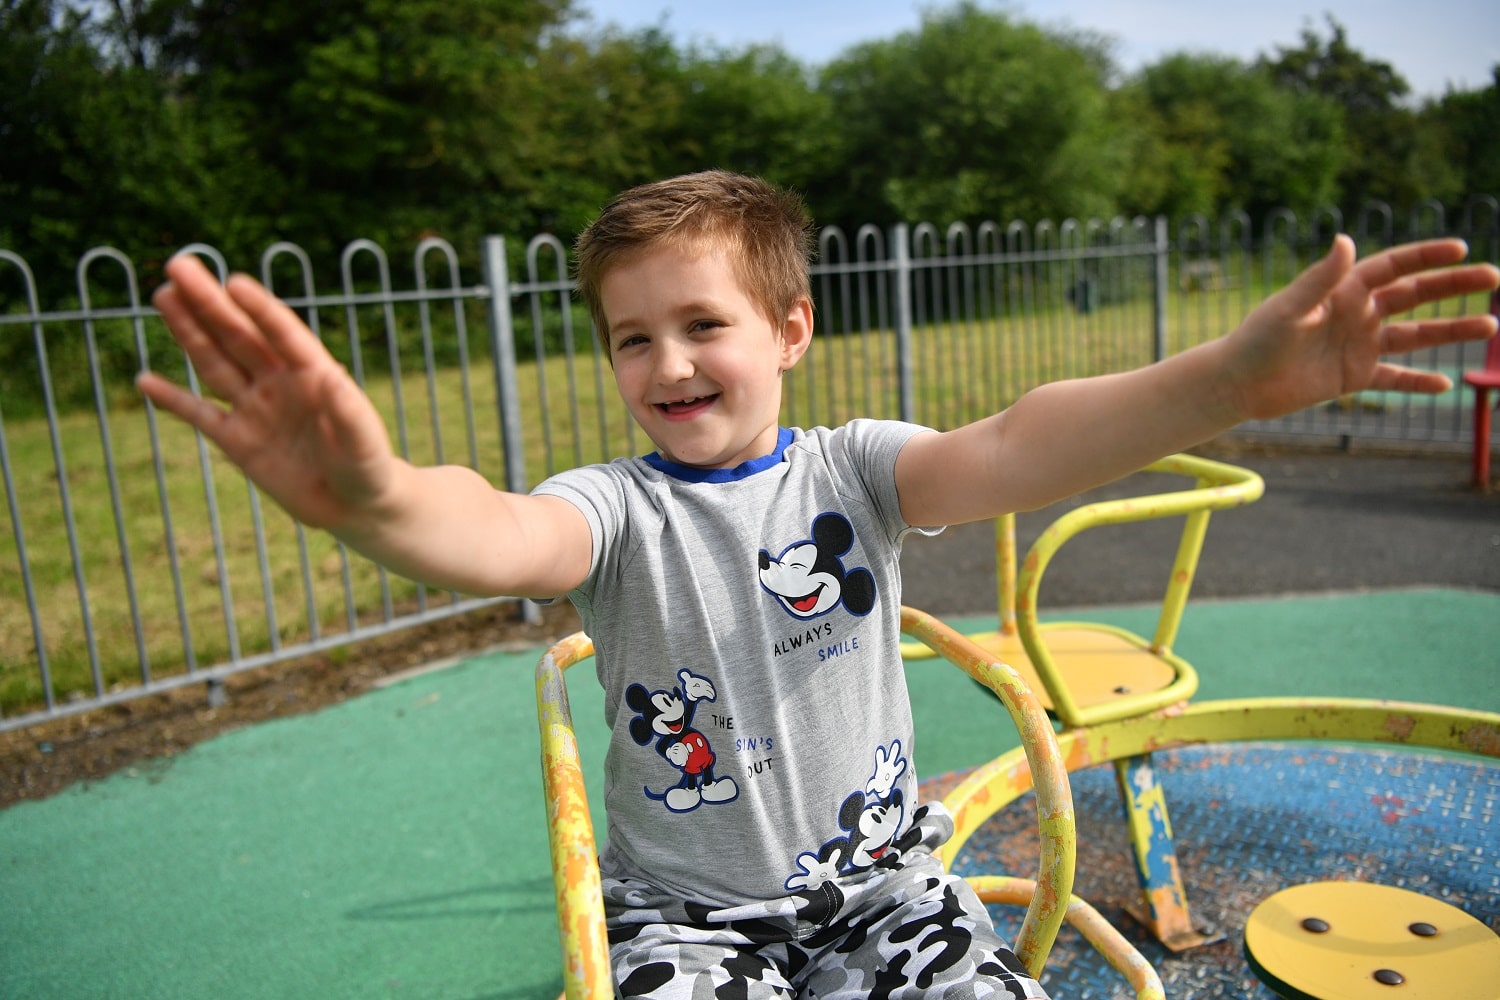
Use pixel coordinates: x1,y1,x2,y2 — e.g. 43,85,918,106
1430,67,1500,205
812,3,1130,227
2,0,1496,296
1260,15,1462,215
1127,53,1345,221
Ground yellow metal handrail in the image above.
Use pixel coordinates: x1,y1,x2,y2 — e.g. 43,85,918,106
1014,452,1264,727
536,632,610,1000
958,696,1500,801
898,606,1074,975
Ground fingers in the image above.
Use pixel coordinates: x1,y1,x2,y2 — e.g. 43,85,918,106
1273,233,1356,317
1372,262,1500,318
1364,362,1455,395
154,254,335,401
1380,315,1499,355
135,370,241,457
223,272,337,370
152,277,253,402
156,255,284,392
1353,238,1473,291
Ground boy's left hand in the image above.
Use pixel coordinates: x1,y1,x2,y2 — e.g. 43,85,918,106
1222,235,1499,421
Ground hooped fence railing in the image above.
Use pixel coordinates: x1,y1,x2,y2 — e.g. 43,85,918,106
2,197,1496,732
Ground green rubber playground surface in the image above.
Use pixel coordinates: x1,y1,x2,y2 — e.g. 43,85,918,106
3,587,1498,999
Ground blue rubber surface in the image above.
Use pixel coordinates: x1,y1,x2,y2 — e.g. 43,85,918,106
952,743,1500,998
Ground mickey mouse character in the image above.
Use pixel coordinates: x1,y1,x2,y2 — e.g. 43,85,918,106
758,512,876,620
784,740,909,893
626,668,740,813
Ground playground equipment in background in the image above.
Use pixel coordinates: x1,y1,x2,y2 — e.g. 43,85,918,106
534,609,1166,1000
900,452,1264,727
1462,288,1500,491
957,695,1500,997
901,451,1265,949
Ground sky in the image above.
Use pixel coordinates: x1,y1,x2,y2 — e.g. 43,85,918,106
572,0,1497,101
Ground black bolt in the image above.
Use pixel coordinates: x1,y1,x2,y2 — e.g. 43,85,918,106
1300,917,1330,933
1373,969,1405,986
1408,922,1438,937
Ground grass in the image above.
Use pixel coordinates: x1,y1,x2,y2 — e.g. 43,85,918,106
1,274,1490,716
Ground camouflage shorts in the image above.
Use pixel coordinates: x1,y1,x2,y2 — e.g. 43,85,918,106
602,852,1049,999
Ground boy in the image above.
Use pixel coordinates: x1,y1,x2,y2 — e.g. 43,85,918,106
141,170,1499,998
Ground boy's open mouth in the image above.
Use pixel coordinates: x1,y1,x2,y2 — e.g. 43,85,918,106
657,395,718,416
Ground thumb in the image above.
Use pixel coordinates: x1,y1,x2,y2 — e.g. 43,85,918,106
1274,233,1356,317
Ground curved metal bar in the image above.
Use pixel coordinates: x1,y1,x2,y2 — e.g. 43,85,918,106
899,607,1075,976
951,697,1500,836
968,877,1165,1000
261,241,344,638
77,248,151,686
534,632,611,1000
1014,453,1265,727
0,251,54,710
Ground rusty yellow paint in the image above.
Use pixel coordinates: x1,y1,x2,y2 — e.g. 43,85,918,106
970,697,1500,818
1014,455,1262,728
899,606,1076,978
1055,698,1500,766
535,633,613,1000
1111,752,1210,949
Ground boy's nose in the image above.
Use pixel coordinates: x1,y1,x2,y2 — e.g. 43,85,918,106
653,340,695,382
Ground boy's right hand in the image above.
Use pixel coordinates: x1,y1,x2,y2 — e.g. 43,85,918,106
139,254,398,535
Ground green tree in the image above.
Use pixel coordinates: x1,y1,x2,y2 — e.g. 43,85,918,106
672,43,835,200
128,0,578,262
811,2,1128,228
1428,66,1500,204
1131,53,1345,222
525,29,833,236
1261,15,1458,214
0,0,246,296
525,27,693,236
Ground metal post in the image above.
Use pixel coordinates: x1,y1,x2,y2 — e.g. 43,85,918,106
481,235,540,623
1152,215,1170,363
893,223,915,424
1113,753,1216,951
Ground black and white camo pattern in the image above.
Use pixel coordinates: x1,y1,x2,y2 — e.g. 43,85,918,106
602,850,1050,999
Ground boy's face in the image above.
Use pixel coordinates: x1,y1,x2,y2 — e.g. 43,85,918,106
600,242,811,469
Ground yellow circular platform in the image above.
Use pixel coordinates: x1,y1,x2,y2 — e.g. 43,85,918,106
1244,881,1500,999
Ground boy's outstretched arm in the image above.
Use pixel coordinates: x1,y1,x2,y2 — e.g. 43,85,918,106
897,236,1500,527
139,254,591,598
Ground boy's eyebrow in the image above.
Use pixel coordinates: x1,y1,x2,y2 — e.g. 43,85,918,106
606,296,737,338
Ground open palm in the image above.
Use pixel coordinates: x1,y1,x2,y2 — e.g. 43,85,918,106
1225,236,1499,421
140,254,399,533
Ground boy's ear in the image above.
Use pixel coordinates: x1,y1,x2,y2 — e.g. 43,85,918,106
778,297,815,371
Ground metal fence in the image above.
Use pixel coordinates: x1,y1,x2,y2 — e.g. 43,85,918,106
3,197,1497,732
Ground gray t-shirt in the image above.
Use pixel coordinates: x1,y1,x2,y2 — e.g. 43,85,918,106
533,420,941,906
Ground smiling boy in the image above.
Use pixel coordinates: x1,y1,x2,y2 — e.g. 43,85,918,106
142,170,1498,998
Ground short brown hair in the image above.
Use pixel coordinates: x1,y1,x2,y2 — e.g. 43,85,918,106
574,171,815,350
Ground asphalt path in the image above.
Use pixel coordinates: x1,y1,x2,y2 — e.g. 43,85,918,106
899,442,1500,615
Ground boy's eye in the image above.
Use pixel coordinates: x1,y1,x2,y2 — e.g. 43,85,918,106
615,334,647,350
690,319,723,333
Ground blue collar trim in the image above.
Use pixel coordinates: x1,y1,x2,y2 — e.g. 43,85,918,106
643,428,793,483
